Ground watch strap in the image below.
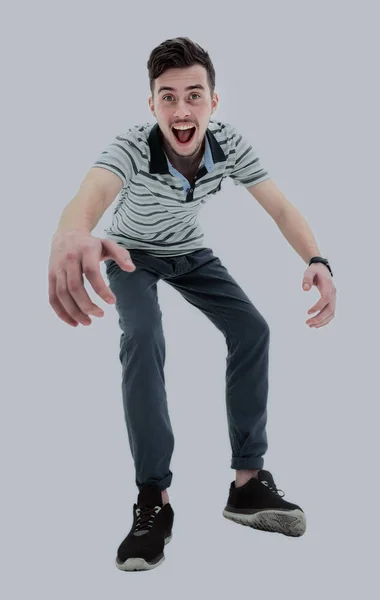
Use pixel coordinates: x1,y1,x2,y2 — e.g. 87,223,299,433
308,256,333,277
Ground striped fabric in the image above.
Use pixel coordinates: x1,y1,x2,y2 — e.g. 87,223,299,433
92,119,270,256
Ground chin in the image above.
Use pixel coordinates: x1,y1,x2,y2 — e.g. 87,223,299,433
172,145,202,157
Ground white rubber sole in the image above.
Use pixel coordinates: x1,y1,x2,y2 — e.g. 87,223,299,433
223,508,306,537
115,534,172,571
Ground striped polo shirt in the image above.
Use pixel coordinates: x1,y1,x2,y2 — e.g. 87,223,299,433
92,119,270,256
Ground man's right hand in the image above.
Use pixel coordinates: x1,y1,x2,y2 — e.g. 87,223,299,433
48,229,136,327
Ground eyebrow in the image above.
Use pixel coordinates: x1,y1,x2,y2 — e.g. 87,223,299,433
157,84,206,95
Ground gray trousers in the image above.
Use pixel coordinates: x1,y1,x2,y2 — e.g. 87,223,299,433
105,247,270,492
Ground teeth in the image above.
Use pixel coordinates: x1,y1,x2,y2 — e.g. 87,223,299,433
172,125,195,130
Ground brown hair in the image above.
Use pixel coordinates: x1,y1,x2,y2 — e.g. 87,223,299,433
147,37,216,97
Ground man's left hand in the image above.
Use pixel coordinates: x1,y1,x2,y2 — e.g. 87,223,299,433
302,264,337,328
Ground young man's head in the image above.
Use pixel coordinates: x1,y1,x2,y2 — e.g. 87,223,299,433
147,37,219,160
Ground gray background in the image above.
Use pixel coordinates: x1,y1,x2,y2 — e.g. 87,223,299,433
1,0,379,597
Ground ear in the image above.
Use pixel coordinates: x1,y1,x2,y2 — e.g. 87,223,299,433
148,96,155,117
211,92,219,114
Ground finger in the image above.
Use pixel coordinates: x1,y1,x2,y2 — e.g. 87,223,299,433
314,314,335,328
308,298,329,314
55,269,92,326
306,304,330,325
81,255,116,304
306,305,333,326
102,239,136,270
307,283,332,313
49,272,79,327
66,258,105,317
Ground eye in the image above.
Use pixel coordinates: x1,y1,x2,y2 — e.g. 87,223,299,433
162,93,201,101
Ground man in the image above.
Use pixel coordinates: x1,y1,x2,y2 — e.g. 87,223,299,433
48,37,336,571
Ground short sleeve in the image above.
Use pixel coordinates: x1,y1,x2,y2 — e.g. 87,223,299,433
91,128,142,187
228,126,270,187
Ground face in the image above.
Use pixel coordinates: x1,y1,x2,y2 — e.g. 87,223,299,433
148,65,218,159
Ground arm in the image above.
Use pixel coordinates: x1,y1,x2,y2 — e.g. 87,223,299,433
55,167,123,234
50,127,140,327
247,179,321,262
248,179,336,329
49,167,132,328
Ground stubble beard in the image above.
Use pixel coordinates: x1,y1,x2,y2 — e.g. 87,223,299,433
168,139,203,158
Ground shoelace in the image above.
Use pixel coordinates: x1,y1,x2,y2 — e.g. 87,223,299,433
134,504,161,532
261,480,285,497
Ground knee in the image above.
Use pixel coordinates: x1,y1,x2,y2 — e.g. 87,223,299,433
121,314,164,344
119,319,164,364
258,315,270,340
247,314,270,344
231,310,270,348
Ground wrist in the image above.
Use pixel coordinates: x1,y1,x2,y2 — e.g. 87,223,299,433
308,256,333,277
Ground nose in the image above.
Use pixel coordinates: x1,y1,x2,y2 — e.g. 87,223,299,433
173,99,191,119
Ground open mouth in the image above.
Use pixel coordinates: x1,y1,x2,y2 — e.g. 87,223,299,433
171,126,196,145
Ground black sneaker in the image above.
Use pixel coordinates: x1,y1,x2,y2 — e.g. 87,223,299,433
115,485,174,571
223,470,306,537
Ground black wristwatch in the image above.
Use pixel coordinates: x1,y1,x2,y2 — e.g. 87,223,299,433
309,256,333,277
